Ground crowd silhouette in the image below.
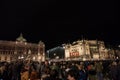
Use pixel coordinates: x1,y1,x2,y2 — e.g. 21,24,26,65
0,59,120,80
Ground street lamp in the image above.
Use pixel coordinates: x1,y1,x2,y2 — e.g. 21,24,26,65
47,50,50,59
56,56,59,59
118,45,120,49
33,56,36,61
18,56,21,59
24,42,27,53
38,55,41,60
26,49,31,60
21,55,24,59
28,49,31,55
54,53,56,58
37,54,42,63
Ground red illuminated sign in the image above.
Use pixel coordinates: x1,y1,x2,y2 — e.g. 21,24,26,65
69,48,79,57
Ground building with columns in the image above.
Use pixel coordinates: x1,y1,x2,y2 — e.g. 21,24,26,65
62,40,109,60
0,33,45,62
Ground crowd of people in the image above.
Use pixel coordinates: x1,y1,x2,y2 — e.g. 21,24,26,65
0,59,120,80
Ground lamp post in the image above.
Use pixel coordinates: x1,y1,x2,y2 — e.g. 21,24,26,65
38,53,41,63
47,50,50,60
38,41,45,62
118,45,120,50
21,55,24,59
118,45,120,47
24,42,27,54
54,53,56,58
27,49,31,61
14,41,18,61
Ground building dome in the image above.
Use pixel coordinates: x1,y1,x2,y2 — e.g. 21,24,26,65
16,33,27,42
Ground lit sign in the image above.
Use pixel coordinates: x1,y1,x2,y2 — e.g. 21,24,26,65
69,48,79,57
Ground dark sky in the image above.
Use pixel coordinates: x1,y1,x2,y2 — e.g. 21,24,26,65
0,0,119,50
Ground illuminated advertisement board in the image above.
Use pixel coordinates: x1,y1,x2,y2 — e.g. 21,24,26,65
69,48,79,57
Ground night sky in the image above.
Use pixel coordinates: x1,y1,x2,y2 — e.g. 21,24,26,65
0,0,119,50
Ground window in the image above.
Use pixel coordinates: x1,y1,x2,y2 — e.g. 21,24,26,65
5,56,7,61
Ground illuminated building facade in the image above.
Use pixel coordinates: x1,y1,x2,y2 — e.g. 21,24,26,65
0,34,45,62
63,40,109,60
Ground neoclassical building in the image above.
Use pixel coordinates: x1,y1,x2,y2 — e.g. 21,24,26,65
0,34,45,62
62,40,109,60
